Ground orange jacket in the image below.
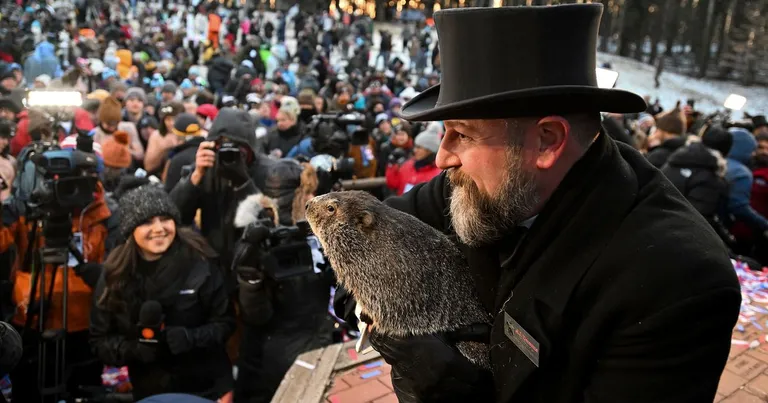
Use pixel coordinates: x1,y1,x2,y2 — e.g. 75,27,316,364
1,185,112,332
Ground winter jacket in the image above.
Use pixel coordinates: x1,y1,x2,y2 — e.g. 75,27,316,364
386,156,441,196
207,56,234,95
23,41,62,85
165,137,205,193
348,141,378,179
752,167,768,220
661,141,728,218
92,122,145,162
646,136,687,168
260,124,303,157
9,110,29,157
383,132,739,402
89,244,235,400
286,137,316,159
169,108,275,269
726,128,768,232
1,184,117,332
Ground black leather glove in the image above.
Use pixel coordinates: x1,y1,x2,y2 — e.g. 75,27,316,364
73,262,102,288
127,341,158,364
369,326,495,403
218,153,251,187
165,326,193,355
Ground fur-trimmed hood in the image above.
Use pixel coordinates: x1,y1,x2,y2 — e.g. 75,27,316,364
667,137,728,178
234,193,280,228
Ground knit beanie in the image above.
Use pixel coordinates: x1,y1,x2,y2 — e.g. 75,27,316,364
161,82,178,94
125,87,147,104
654,102,686,135
102,130,132,168
172,113,203,137
414,128,441,153
118,184,181,240
98,96,123,124
702,126,733,157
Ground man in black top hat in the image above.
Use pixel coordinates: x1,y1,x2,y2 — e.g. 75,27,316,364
365,4,740,403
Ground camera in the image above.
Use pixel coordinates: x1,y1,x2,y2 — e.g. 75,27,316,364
217,140,242,165
238,218,321,281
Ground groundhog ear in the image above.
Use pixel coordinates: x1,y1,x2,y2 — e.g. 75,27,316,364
360,211,375,228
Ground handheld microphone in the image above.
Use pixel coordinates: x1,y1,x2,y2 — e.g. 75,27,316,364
138,301,164,344
0,321,22,377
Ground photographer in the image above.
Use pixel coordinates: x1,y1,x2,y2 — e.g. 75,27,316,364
232,177,335,403
169,107,274,270
90,184,235,401
0,110,117,401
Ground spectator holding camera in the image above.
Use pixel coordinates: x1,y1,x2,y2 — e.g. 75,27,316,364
386,125,442,196
378,121,413,173
169,107,274,269
90,184,235,401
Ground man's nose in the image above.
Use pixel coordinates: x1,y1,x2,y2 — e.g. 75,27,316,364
436,143,460,170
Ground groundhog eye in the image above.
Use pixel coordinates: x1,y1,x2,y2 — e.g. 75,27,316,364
326,205,335,214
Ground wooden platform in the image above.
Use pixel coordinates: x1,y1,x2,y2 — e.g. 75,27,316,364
271,340,394,403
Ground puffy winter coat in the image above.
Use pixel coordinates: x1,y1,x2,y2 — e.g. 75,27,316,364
661,141,728,218
1,184,117,332
726,128,768,232
646,136,687,168
386,156,441,196
23,41,62,85
89,243,235,400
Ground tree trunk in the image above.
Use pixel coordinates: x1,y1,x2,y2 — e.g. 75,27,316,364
662,0,680,56
649,4,664,65
696,0,717,78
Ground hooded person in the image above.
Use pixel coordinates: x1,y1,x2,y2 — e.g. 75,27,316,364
22,40,62,86
726,127,768,245
230,160,334,403
89,184,235,401
344,5,739,403
164,113,207,191
646,102,687,168
93,96,145,162
660,127,729,227
169,107,275,270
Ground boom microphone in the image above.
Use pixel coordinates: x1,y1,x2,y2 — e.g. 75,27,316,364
138,301,164,344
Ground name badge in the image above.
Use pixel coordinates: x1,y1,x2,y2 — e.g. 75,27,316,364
504,312,540,367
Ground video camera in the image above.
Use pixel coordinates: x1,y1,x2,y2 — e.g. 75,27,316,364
304,112,369,191
237,218,322,282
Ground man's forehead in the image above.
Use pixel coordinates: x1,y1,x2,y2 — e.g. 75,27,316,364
444,119,513,131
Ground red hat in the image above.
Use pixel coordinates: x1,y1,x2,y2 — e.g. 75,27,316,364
197,104,219,120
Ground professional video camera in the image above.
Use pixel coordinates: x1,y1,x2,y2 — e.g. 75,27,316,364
237,217,322,282
304,112,368,192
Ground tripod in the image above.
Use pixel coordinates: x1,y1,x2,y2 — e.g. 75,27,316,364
21,213,84,403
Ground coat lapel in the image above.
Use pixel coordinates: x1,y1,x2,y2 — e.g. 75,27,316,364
490,134,641,401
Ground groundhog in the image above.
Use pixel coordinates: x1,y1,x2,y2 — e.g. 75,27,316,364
305,190,491,368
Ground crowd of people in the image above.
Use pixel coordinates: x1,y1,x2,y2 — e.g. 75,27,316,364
0,0,764,402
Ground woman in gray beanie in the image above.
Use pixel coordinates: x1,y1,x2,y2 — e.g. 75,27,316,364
89,184,235,401
385,125,443,196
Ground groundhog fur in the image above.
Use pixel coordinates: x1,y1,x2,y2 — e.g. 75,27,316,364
306,190,491,368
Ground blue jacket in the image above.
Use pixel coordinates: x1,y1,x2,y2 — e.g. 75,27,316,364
23,41,62,85
286,137,315,159
726,128,768,231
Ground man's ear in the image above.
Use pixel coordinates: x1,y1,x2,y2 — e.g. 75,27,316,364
534,116,571,170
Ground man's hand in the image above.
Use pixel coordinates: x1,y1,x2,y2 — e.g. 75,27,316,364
369,326,495,403
191,141,216,186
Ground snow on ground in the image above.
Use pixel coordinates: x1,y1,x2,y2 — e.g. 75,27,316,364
598,52,768,117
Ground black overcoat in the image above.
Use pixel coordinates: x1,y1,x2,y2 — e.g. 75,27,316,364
385,132,741,402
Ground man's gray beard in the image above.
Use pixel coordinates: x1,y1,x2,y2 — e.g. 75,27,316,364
448,148,539,247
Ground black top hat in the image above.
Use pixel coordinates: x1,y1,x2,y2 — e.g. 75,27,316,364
400,5,647,122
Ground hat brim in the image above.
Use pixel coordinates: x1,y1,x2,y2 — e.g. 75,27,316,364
400,84,647,121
